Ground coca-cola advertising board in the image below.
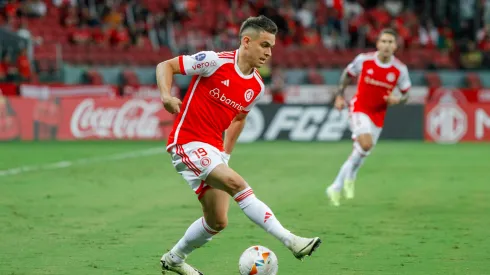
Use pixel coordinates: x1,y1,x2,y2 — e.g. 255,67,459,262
425,103,490,143
0,97,175,141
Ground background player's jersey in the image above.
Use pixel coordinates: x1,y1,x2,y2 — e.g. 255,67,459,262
166,50,264,151
346,52,411,127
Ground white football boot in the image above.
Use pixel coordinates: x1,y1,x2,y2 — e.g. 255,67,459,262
161,252,203,275
287,235,322,260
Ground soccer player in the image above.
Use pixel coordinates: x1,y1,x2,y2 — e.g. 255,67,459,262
326,28,411,206
157,15,321,275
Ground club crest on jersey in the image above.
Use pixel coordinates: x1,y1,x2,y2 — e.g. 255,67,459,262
194,53,206,61
245,89,254,102
386,72,396,82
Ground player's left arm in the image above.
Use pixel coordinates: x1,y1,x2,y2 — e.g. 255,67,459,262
396,65,411,104
385,66,411,105
223,84,264,156
224,112,247,155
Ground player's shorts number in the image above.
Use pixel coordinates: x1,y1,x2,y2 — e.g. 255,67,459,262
192,148,208,159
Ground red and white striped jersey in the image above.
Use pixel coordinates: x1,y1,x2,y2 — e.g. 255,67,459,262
166,49,264,151
347,51,411,127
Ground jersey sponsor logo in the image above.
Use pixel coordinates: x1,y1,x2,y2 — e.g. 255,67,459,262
208,88,245,111
427,103,467,144
245,89,254,102
194,53,206,61
386,72,396,82
191,60,217,71
364,76,394,89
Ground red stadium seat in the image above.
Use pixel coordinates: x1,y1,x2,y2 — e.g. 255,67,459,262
466,73,482,89
425,72,442,89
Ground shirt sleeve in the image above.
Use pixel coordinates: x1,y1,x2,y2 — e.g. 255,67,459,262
178,51,219,77
397,65,411,93
346,54,364,77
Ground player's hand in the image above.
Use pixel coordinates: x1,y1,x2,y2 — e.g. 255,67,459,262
334,95,346,110
162,96,182,114
383,94,401,106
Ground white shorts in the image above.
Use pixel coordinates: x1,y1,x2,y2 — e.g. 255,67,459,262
349,112,383,145
169,142,228,200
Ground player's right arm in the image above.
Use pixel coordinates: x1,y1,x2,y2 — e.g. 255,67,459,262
156,51,219,114
334,54,364,110
156,57,182,114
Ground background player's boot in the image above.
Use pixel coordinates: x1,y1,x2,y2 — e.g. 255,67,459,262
326,186,341,206
161,253,203,275
287,236,322,260
343,179,355,199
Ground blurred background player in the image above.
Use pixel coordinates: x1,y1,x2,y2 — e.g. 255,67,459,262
326,28,411,206
157,15,321,275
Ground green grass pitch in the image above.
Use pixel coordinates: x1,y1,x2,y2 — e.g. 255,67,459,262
0,141,489,275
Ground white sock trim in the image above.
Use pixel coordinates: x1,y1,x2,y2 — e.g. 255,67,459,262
233,187,254,202
201,217,219,235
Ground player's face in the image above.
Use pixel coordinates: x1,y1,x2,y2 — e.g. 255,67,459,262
248,31,275,68
376,33,397,58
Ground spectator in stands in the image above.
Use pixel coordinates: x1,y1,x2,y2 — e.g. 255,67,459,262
270,68,286,104
459,40,483,70
110,24,130,49
0,52,17,82
16,47,31,82
0,54,7,82
92,24,111,46
302,27,321,47
61,5,79,27
4,0,19,19
21,0,47,18
418,20,439,49
16,18,42,60
80,7,99,27
70,23,91,45
102,5,123,28
438,24,455,51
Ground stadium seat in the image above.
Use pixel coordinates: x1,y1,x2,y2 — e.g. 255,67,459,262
425,72,442,89
466,73,482,89
122,70,140,86
85,70,104,85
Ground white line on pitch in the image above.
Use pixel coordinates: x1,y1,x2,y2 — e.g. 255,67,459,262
0,147,166,177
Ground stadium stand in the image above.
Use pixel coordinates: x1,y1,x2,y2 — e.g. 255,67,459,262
0,0,488,88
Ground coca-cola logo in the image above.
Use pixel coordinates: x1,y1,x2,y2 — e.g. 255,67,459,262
70,99,163,139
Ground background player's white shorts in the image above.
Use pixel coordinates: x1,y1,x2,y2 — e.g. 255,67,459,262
169,142,228,200
349,112,383,145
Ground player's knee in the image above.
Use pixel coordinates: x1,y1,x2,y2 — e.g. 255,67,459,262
203,215,228,231
358,139,373,152
211,218,228,231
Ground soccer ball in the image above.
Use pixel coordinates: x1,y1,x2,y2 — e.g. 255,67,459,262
238,245,278,275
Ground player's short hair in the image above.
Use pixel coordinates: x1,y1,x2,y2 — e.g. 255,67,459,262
239,15,278,39
378,28,398,40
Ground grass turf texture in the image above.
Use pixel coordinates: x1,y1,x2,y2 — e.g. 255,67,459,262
0,141,489,275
